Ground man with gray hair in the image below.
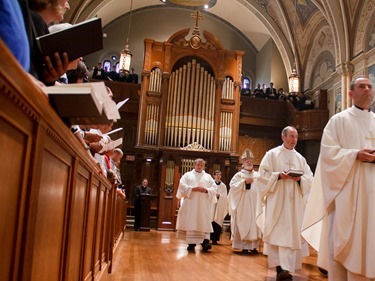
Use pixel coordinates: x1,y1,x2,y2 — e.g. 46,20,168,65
228,149,262,254
256,126,313,281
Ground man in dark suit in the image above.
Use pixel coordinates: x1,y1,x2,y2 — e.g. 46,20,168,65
254,83,265,98
107,65,119,81
134,178,152,231
265,82,278,99
126,67,139,83
92,62,107,80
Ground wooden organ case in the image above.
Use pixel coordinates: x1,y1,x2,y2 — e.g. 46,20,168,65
136,27,244,230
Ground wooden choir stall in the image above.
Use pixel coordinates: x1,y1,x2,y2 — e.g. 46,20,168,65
0,40,127,281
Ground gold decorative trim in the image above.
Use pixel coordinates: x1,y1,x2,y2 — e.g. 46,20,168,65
180,142,210,151
190,35,202,49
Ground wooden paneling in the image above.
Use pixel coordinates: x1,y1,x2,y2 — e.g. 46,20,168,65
83,176,99,280
240,96,328,140
0,117,30,281
0,39,127,281
65,169,89,281
30,146,71,281
94,184,106,273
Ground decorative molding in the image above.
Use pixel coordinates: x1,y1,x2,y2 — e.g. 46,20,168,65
0,78,39,123
164,183,174,195
238,135,277,165
340,61,355,75
304,26,335,91
172,37,218,51
46,127,74,155
221,98,235,105
180,142,210,151
146,91,162,97
354,0,375,55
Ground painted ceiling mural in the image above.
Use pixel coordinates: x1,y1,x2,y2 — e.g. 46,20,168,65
64,0,374,93
296,0,318,29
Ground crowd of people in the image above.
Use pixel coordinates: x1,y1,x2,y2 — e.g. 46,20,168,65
2,2,374,280
241,82,315,110
175,127,313,281
1,0,126,199
92,62,139,83
176,77,375,281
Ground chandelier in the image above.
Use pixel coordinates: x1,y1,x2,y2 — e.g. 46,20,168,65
119,0,133,73
289,65,299,94
288,0,299,94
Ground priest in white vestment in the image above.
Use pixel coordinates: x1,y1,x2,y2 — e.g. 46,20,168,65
210,170,228,245
176,158,217,252
302,76,375,280
228,148,262,254
256,126,313,281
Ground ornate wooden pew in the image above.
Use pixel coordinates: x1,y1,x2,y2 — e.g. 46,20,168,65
0,40,126,281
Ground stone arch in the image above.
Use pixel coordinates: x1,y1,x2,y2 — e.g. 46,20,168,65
353,0,375,55
304,25,335,91
309,51,335,90
365,12,375,52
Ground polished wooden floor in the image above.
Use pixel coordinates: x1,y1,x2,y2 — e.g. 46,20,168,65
100,228,327,281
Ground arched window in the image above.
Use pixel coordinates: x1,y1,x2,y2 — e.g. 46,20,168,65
103,60,111,72
242,77,251,89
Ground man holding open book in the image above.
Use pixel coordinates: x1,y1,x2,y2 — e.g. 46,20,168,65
256,126,313,281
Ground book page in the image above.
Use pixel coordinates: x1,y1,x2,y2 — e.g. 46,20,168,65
43,84,103,119
98,138,123,154
117,98,129,110
89,82,121,121
67,82,120,121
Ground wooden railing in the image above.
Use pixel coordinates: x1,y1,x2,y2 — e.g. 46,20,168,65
0,39,126,281
240,96,329,140
286,101,329,140
240,97,288,128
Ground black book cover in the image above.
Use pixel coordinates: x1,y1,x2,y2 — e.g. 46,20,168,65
36,17,103,62
285,168,304,177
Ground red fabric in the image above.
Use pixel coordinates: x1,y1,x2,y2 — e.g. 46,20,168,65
104,155,111,170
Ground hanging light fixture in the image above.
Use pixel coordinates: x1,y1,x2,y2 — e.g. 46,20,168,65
119,0,133,73
289,0,299,94
289,64,299,93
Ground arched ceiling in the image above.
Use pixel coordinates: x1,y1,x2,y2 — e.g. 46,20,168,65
64,0,366,90
67,0,272,52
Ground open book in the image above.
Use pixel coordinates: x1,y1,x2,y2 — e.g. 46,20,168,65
43,82,120,124
36,17,103,63
98,137,123,154
285,168,304,177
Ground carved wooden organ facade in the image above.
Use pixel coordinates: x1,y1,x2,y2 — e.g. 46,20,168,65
136,28,244,230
